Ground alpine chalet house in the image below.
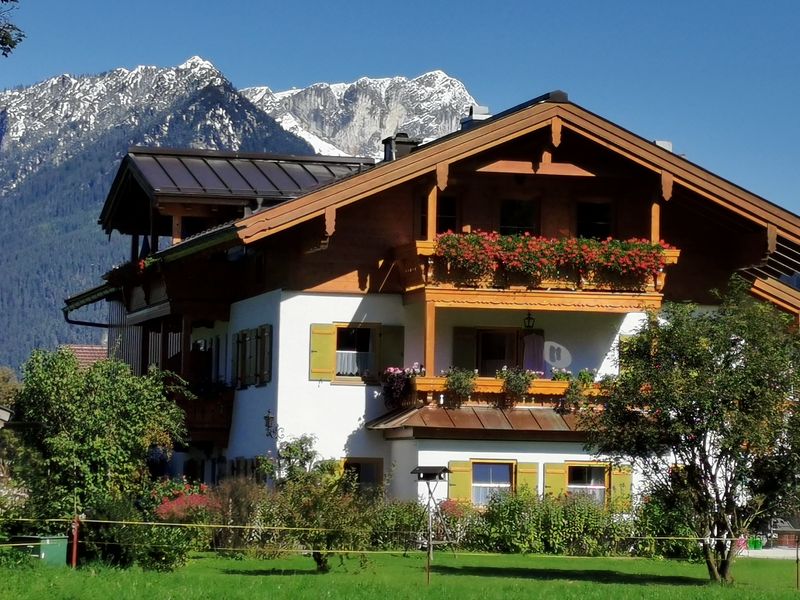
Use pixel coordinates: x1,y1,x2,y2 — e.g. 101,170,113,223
64,91,800,505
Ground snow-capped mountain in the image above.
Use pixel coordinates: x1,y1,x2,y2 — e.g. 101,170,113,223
0,57,478,370
0,56,312,194
242,70,477,157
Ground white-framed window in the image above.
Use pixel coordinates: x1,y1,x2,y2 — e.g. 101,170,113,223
567,464,607,504
335,325,376,379
471,462,513,506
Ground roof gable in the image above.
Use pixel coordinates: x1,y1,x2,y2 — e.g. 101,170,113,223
234,96,800,247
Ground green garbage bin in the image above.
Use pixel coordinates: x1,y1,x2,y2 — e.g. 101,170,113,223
12,535,68,566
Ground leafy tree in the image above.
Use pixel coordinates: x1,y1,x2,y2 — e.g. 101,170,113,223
12,348,186,520
0,366,20,408
0,0,23,57
581,277,800,583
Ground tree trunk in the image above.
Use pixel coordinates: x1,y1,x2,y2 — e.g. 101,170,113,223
312,551,330,573
702,542,722,582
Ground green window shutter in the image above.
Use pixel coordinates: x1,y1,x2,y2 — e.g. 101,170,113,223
309,323,336,381
448,460,472,502
233,332,243,388
257,324,272,385
379,325,405,371
544,463,566,497
245,329,257,387
452,327,476,370
610,465,633,511
517,462,539,494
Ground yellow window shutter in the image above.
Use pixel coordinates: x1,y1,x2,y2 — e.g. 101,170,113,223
544,463,566,497
448,460,472,502
517,462,539,494
309,323,336,381
610,465,633,511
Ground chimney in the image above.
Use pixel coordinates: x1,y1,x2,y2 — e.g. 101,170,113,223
654,140,673,152
460,105,491,130
382,132,421,161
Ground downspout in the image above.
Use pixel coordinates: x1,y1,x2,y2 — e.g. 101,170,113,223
62,306,111,329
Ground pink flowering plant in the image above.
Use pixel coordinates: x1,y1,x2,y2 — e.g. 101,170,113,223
382,362,425,408
145,477,218,523
435,231,670,289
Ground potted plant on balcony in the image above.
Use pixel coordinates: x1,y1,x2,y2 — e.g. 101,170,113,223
382,363,424,409
496,366,541,407
443,367,477,407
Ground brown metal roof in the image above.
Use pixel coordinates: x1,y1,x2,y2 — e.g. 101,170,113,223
99,148,374,235
126,147,374,198
366,404,583,440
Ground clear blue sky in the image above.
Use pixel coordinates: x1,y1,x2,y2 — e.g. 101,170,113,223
3,0,800,212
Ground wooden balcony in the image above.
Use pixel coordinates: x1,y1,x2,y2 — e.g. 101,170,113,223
403,376,601,408
415,376,571,396
395,240,681,314
174,387,234,447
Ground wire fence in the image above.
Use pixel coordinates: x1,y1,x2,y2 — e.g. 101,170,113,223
1,516,790,558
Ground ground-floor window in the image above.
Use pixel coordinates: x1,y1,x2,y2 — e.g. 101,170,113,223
567,464,607,503
471,462,513,505
343,457,383,489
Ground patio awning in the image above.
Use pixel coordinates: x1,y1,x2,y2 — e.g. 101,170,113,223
366,404,585,441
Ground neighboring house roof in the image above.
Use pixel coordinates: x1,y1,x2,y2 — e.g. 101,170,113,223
367,405,582,441
62,344,107,368
99,147,374,235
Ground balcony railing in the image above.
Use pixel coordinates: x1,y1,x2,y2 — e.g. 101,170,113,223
174,387,234,446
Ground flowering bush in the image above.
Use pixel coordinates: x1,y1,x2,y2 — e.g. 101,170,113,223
496,366,542,405
382,363,424,409
443,367,477,406
435,232,670,288
551,368,573,381
434,230,500,280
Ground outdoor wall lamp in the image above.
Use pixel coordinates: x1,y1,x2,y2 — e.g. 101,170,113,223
523,311,536,330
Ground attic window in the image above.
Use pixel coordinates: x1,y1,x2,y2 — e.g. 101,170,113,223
500,199,539,235
576,201,612,239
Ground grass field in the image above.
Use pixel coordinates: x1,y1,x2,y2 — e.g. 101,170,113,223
2,552,799,600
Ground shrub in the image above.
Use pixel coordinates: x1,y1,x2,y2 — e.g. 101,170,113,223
209,477,271,557
370,500,426,551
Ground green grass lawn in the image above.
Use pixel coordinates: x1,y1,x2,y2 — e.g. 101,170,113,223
2,552,799,600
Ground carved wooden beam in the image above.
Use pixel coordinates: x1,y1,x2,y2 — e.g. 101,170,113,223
426,182,437,241
436,162,449,192
767,223,778,254
551,116,562,148
650,199,661,244
171,215,183,245
477,160,535,174
661,171,674,201
324,206,336,237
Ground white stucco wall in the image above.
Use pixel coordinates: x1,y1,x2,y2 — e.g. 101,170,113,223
222,287,651,491
225,289,282,459
411,438,641,502
275,292,406,462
